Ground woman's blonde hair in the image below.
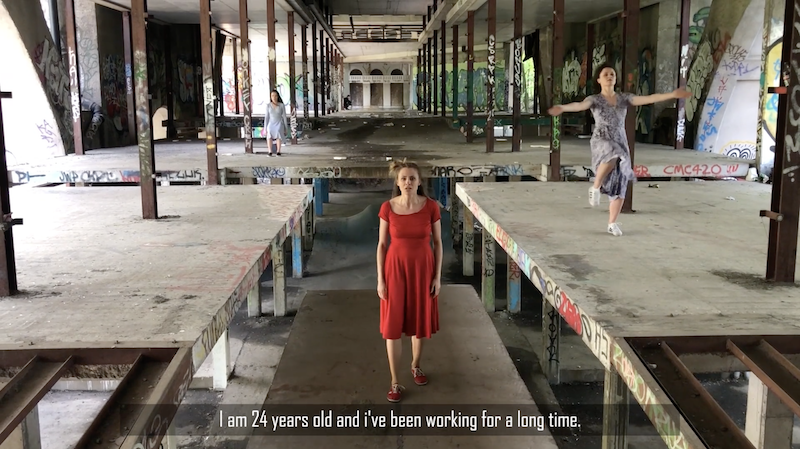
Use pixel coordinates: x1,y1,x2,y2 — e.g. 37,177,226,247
389,159,428,198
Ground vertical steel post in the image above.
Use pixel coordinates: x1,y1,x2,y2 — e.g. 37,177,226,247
466,12,474,142
621,0,639,212
765,0,800,282
675,0,690,149
131,0,157,218
200,0,218,185
549,0,564,181
511,0,522,152
239,0,253,153
288,12,297,144
267,0,277,91
441,20,446,117
433,31,439,116
312,22,319,117
452,24,458,121
0,90,18,296
64,0,84,155
302,25,309,119
486,0,496,152
122,12,138,140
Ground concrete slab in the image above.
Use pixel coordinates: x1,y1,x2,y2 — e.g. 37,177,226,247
456,180,800,446
244,287,560,449
456,181,800,344
10,114,751,185
0,185,312,370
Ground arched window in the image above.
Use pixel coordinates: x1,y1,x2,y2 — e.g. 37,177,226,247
391,69,403,75
370,69,383,75
350,69,362,75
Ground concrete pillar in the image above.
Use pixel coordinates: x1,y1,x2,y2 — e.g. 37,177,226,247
247,277,262,317
745,375,794,448
363,82,370,107
211,329,232,390
507,255,521,313
449,177,461,246
466,12,474,142
272,239,287,316
75,0,101,148
481,227,495,312
452,24,459,121
383,82,390,108
656,0,680,125
512,0,522,151
462,204,474,276
161,422,177,449
292,220,303,278
485,0,496,152
302,206,313,251
0,406,41,449
313,179,324,216
601,367,630,449
200,0,219,185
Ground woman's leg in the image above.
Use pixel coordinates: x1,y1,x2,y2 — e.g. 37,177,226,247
411,336,423,369
386,339,402,385
275,138,282,155
588,159,618,207
609,197,624,224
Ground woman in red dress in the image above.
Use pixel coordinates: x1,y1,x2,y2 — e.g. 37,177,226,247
377,160,443,403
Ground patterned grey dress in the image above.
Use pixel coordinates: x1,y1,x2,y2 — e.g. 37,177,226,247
587,92,637,199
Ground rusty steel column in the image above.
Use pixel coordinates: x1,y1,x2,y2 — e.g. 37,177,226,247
441,20,446,118
584,23,595,136
320,30,325,116
433,31,439,115
200,0,218,185
765,0,800,282
326,39,331,112
131,0,157,218
675,0,690,149
621,0,639,212
122,12,137,141
312,23,319,117
164,26,176,139
486,0,496,153
417,48,422,110
239,0,253,153
301,25,309,119
422,43,428,112
288,12,298,144
549,0,564,181
267,0,277,91
233,38,240,114
466,11,474,142
511,0,522,152
0,90,19,296
452,24,458,121
64,0,84,155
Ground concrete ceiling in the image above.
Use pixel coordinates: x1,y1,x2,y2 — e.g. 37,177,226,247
98,0,663,61
325,0,431,16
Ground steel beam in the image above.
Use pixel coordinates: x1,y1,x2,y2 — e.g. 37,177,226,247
72,354,171,448
0,346,178,368
727,339,800,417
452,24,458,121
433,31,438,116
511,0,522,152
119,348,193,449
122,12,138,140
0,357,74,443
621,0,639,212
486,0,496,152
312,22,319,118
200,0,219,185
131,0,157,219
640,343,756,449
765,0,800,282
548,0,564,181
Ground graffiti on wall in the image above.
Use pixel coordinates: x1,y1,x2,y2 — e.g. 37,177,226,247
32,39,74,152
101,54,129,133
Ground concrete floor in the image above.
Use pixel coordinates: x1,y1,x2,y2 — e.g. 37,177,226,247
10,112,751,184
14,187,800,449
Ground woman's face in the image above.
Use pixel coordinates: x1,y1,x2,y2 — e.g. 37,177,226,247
271,92,278,102
597,67,616,88
396,168,420,195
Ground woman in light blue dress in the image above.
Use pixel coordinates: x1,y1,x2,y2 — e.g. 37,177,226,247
265,90,289,156
548,64,690,237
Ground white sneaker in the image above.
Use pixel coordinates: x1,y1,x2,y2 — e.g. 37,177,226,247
608,223,623,236
588,187,601,207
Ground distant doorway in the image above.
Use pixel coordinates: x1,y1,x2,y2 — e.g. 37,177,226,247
370,83,384,107
390,83,403,108
350,83,363,107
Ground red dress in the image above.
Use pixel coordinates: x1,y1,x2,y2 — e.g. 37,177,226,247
378,197,441,340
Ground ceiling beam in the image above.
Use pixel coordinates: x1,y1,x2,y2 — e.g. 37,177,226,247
417,0,455,47
343,41,501,63
446,0,487,27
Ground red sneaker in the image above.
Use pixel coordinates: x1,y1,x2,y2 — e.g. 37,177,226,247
412,367,428,386
387,384,404,402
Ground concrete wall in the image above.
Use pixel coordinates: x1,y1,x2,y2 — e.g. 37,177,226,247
95,4,133,148
1,0,74,155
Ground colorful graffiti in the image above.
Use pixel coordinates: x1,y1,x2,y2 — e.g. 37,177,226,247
32,39,74,152
101,54,129,132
